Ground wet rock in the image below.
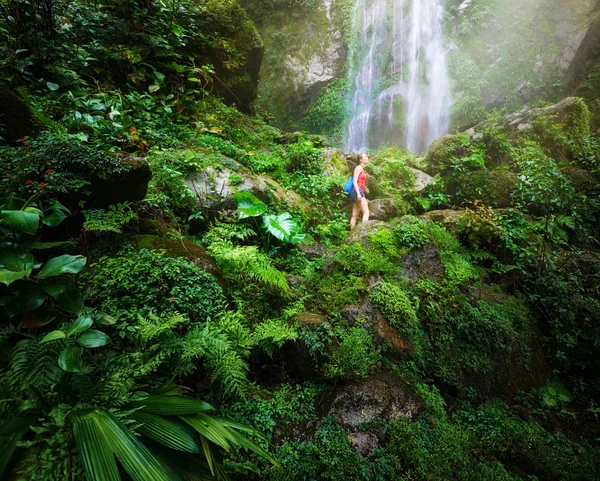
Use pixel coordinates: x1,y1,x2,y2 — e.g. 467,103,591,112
368,199,398,221
321,372,423,429
419,209,464,232
410,168,436,191
298,242,335,261
89,156,152,208
345,220,391,248
348,430,380,457
400,247,446,282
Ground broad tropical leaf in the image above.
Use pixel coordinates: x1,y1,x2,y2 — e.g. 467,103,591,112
37,255,87,279
59,345,83,372
76,329,111,348
66,315,93,336
131,411,200,453
4,280,46,317
232,192,267,219
40,330,67,343
41,282,84,312
0,210,40,235
0,414,37,477
262,212,304,244
71,409,175,481
0,242,34,286
126,395,214,415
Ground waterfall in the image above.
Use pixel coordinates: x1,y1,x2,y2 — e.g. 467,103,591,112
345,0,451,153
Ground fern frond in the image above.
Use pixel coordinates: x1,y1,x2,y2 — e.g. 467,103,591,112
209,242,289,294
205,350,249,398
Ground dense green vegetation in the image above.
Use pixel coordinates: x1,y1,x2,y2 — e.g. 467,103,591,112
2,1,600,481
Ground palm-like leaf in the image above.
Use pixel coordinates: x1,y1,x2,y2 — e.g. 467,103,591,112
0,414,37,477
131,411,200,453
71,409,176,481
126,395,215,415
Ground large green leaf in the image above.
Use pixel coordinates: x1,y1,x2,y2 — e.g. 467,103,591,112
181,414,237,452
0,242,33,286
262,212,300,243
76,329,111,348
24,241,73,250
70,410,122,481
66,315,93,337
0,414,37,477
4,281,46,317
37,255,87,279
58,345,83,372
0,268,28,286
0,210,40,235
42,209,68,227
40,330,67,343
0,242,34,272
131,411,200,453
72,409,174,481
126,396,214,415
232,192,267,219
41,282,84,313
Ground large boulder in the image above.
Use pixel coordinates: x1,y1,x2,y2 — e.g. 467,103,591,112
127,234,221,280
186,157,309,216
459,170,520,208
345,220,392,248
0,89,45,144
320,372,423,428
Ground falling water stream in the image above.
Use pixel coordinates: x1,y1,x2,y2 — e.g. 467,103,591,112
345,0,451,153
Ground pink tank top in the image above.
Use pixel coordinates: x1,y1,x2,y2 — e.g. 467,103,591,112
357,169,367,191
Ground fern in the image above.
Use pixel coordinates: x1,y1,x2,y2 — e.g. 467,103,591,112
137,312,250,397
83,202,138,233
253,318,298,357
209,241,289,294
10,339,66,398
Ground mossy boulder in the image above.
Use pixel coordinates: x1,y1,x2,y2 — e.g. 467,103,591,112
0,88,44,144
186,157,309,217
460,170,520,207
186,0,264,113
424,132,472,175
89,156,152,208
127,234,221,280
345,221,392,248
368,199,399,222
559,166,600,193
320,372,424,428
322,148,351,177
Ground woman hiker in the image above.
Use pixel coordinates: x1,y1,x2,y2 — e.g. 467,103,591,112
350,152,370,230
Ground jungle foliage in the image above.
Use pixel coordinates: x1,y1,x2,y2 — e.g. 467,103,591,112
1,1,600,481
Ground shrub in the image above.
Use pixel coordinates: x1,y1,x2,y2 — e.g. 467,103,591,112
84,247,225,321
371,281,418,336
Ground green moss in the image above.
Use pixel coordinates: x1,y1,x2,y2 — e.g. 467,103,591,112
371,281,418,336
460,170,519,207
425,133,473,174
0,88,45,143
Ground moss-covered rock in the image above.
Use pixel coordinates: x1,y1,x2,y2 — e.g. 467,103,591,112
186,157,310,216
559,166,600,193
186,0,264,113
344,220,392,248
127,234,222,280
424,133,473,175
460,170,520,207
0,88,44,144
